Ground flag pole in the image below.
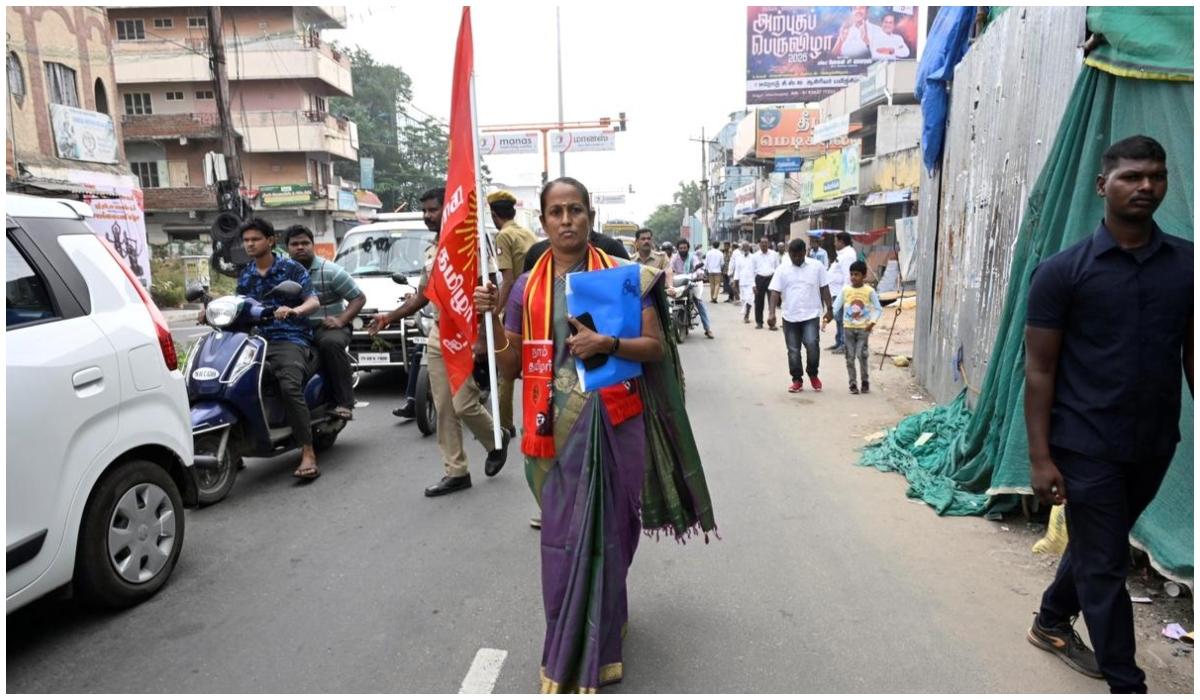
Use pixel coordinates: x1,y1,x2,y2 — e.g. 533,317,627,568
467,41,503,452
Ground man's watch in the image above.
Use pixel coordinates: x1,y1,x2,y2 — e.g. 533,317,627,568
611,336,621,354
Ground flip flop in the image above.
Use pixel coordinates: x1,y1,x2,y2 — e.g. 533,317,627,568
294,463,320,481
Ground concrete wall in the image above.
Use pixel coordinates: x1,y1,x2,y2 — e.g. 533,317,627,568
876,105,921,157
913,6,1086,404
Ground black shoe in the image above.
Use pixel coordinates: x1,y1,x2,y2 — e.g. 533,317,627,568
861,381,870,394
1027,615,1104,679
393,399,416,420
756,324,763,329
849,383,859,394
484,431,511,477
424,474,471,497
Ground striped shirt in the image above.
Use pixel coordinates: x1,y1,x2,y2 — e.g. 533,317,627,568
304,256,363,327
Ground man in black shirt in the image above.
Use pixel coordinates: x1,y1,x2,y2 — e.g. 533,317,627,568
1024,135,1193,692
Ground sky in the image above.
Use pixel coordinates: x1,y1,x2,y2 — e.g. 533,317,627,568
325,1,751,225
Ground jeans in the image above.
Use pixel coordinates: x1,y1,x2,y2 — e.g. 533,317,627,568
834,316,845,349
781,318,820,381
754,275,772,326
314,325,354,409
843,328,870,386
1039,448,1173,693
265,341,315,446
692,293,711,332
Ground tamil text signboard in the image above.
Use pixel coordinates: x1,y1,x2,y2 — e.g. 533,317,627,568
755,107,824,159
746,6,920,105
479,131,540,155
50,104,118,164
259,183,315,207
550,130,616,153
734,182,758,214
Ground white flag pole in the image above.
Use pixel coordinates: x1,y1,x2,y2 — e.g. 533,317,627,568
468,64,503,451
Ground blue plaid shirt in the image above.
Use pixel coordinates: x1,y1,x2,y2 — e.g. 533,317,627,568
236,254,317,345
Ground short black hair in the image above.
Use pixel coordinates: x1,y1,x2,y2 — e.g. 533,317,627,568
539,177,592,214
787,238,807,256
676,238,690,247
635,228,654,240
419,186,445,205
284,224,314,244
489,200,516,220
1101,135,1167,174
238,217,275,240
849,260,867,275
836,232,853,246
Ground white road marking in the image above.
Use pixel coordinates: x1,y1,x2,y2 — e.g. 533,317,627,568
459,648,507,694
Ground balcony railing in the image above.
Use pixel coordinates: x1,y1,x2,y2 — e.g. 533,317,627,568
231,110,357,158
121,112,221,141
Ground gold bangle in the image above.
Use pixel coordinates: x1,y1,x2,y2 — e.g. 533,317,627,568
494,335,512,354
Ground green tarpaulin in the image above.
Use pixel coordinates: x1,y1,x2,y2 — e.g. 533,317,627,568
862,8,1194,583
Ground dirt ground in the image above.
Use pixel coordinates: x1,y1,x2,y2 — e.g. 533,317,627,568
864,297,1195,693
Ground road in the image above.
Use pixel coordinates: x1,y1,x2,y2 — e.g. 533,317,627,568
7,301,1190,693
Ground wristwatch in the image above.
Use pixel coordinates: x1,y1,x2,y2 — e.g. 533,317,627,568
611,336,621,354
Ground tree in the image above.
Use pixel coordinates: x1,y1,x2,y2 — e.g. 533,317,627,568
643,180,701,243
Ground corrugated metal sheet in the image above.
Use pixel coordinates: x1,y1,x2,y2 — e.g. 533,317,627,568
914,6,1086,404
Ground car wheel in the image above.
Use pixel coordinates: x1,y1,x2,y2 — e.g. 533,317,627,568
75,459,185,609
415,366,436,436
195,430,239,506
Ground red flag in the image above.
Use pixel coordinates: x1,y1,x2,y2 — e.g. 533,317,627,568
425,7,480,394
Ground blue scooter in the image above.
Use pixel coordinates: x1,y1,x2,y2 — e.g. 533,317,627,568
184,280,347,505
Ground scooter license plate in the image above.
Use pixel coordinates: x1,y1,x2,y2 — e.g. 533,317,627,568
358,352,391,365
410,337,427,345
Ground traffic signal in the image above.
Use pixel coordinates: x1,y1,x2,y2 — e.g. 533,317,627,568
618,112,627,131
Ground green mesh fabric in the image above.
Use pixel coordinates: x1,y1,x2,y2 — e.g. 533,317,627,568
861,65,1194,583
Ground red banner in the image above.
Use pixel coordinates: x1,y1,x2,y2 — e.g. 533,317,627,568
424,7,480,394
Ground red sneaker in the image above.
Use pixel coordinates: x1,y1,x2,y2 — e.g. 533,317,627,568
788,380,804,393
810,377,823,392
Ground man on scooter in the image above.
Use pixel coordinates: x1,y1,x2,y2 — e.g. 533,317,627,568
284,224,366,422
235,218,323,480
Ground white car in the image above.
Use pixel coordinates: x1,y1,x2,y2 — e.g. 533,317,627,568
6,194,197,613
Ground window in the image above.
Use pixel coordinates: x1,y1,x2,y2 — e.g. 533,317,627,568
153,17,173,29
43,62,79,107
187,16,207,28
115,19,145,41
93,78,108,114
130,162,160,188
6,236,57,328
164,91,184,101
123,92,153,115
195,90,214,100
7,52,25,101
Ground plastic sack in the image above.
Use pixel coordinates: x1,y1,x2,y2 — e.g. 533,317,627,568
1032,505,1068,555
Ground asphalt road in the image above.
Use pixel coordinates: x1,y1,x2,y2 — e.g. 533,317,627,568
6,302,1181,693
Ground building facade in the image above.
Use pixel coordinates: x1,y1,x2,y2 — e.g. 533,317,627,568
107,6,358,248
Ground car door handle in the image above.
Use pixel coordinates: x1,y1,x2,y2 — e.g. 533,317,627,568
72,366,104,390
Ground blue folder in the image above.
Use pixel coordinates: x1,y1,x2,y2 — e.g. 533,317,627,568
564,264,643,392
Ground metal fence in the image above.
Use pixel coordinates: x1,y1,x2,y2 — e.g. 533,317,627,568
914,6,1086,404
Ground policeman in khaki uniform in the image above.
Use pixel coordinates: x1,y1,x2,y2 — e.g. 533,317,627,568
488,190,538,439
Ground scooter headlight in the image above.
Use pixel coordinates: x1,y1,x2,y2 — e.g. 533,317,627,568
352,316,365,331
206,297,243,328
227,344,259,384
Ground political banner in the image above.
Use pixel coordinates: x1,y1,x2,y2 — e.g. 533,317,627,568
734,182,758,214
479,131,540,155
747,6,920,105
65,170,150,287
50,104,119,164
359,157,374,190
550,130,616,153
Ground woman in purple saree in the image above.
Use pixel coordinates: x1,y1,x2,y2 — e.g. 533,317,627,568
475,178,716,693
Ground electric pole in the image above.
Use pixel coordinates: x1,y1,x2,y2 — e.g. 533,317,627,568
555,6,566,179
690,129,717,247
208,6,244,210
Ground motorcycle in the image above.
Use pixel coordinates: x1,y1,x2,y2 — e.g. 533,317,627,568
183,280,348,505
668,272,702,344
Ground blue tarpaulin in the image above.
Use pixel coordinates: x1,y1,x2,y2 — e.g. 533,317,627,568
916,7,976,172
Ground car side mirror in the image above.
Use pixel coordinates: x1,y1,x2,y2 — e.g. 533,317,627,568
185,282,209,303
391,272,408,286
266,280,302,298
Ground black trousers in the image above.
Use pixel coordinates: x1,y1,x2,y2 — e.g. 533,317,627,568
314,325,354,409
754,274,772,326
1038,447,1173,693
265,341,315,446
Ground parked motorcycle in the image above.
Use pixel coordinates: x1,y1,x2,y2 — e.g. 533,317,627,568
183,280,347,505
668,272,701,344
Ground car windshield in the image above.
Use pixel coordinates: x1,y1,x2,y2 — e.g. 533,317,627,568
335,230,435,276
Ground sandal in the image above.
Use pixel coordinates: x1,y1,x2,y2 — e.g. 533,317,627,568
294,462,320,480
332,406,354,420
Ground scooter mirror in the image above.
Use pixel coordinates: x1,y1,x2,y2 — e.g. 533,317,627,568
266,280,303,298
391,272,408,285
185,282,209,303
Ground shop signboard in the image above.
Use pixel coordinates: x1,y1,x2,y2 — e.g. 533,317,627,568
549,130,616,153
746,6,920,105
774,156,803,173
755,107,825,158
811,142,861,201
50,104,118,164
479,131,540,155
734,182,758,214
260,183,315,207
359,157,375,190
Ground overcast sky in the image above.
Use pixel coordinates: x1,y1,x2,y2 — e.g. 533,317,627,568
326,2,750,224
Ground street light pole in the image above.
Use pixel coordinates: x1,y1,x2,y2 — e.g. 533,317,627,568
555,6,566,178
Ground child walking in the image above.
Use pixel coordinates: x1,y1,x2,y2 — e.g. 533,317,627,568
824,261,882,394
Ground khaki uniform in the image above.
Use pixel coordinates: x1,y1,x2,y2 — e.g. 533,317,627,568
494,220,537,433
635,250,670,271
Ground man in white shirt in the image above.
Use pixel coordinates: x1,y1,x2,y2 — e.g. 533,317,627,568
768,238,833,393
826,232,858,353
734,241,756,322
750,236,782,329
870,13,911,60
704,244,726,303
669,238,714,339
